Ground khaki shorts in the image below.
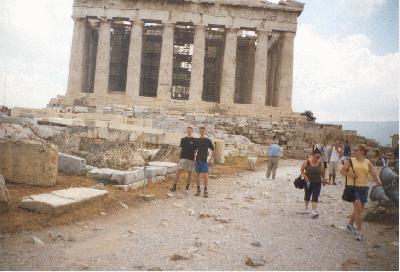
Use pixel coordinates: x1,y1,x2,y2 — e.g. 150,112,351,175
178,159,195,172
328,161,339,175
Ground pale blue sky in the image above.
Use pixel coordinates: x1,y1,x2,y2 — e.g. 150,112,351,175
299,0,398,55
0,0,398,121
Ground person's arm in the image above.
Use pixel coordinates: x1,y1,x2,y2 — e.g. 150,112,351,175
208,139,215,163
319,162,326,183
193,139,198,162
301,160,310,182
368,161,383,185
340,160,357,179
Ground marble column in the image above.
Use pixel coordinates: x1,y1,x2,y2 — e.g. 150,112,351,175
126,19,143,99
66,17,85,96
267,44,278,106
157,23,175,100
276,32,295,110
220,28,238,104
251,30,269,105
189,25,206,102
93,18,111,96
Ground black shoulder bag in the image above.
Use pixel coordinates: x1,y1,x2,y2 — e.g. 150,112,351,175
294,160,309,189
342,158,355,202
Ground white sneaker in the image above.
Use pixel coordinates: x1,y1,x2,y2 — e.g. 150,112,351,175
355,231,364,241
311,210,319,219
304,208,310,214
346,224,356,234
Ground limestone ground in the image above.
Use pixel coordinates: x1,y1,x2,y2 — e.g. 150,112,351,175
0,160,398,270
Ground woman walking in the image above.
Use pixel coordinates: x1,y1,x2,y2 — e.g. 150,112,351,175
300,149,325,218
341,144,382,241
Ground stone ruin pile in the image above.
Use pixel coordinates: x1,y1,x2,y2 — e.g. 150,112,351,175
0,104,381,215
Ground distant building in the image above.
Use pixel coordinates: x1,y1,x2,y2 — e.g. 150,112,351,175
391,134,399,148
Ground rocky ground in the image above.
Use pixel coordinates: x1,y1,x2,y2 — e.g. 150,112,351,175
0,160,398,271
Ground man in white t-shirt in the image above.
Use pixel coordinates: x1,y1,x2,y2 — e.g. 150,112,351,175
328,141,342,185
321,143,330,182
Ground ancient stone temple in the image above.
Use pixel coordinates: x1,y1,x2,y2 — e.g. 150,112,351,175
51,0,304,114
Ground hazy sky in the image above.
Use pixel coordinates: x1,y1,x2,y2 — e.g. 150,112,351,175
0,0,398,122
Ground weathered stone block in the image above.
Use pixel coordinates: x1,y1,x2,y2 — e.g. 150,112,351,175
47,117,84,127
111,170,145,185
87,168,117,182
113,180,145,192
132,166,167,178
73,106,89,113
20,187,108,214
0,116,37,126
0,175,11,212
141,132,165,145
148,162,178,174
58,153,86,175
137,148,159,160
31,125,65,140
0,139,58,186
128,132,140,142
214,140,225,164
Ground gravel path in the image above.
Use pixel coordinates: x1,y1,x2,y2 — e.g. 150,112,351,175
0,160,398,270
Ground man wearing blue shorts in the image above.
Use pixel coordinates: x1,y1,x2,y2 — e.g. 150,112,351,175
194,127,214,198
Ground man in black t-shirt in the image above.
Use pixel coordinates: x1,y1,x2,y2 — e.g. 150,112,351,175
170,127,196,192
194,126,215,198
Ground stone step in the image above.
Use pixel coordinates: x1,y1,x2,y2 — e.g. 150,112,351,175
20,187,108,214
131,165,168,178
113,180,145,192
148,161,178,174
111,170,145,185
87,168,118,182
58,153,86,175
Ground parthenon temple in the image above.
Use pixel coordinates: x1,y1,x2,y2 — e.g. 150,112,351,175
51,0,304,113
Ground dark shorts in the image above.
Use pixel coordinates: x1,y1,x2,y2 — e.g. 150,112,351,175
350,187,369,203
323,162,328,169
195,160,209,173
304,182,322,202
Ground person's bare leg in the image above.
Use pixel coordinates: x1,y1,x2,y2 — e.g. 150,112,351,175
332,174,337,185
328,174,332,184
266,162,272,179
170,169,182,191
195,173,201,196
311,202,317,210
354,201,364,232
348,208,355,226
185,171,192,190
311,201,319,218
203,173,209,197
272,161,278,180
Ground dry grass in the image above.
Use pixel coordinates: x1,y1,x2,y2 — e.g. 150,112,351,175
1,156,266,234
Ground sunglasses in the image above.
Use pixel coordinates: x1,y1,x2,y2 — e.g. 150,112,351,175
354,149,359,152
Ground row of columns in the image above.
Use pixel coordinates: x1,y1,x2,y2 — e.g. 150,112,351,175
67,16,295,108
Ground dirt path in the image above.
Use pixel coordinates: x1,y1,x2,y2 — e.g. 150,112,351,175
0,160,398,270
